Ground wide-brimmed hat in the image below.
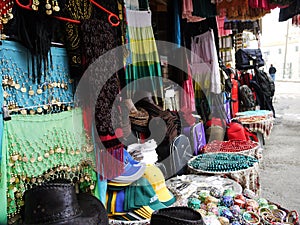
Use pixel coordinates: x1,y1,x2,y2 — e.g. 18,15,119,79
19,181,109,225
150,207,204,225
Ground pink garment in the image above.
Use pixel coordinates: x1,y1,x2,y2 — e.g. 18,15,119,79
248,0,276,10
182,0,206,22
217,16,232,37
292,14,300,26
181,64,196,112
191,30,221,94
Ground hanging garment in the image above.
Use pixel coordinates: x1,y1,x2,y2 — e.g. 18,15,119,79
269,0,294,8
190,30,221,94
217,0,270,20
216,16,232,37
125,9,163,103
182,0,206,22
292,14,300,26
63,0,93,79
181,65,196,112
80,17,124,180
0,40,74,114
0,108,96,224
192,0,217,18
279,0,300,22
248,0,274,10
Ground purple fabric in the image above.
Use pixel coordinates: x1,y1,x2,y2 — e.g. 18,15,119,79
191,122,206,155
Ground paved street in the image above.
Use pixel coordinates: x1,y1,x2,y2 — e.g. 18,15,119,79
260,81,300,213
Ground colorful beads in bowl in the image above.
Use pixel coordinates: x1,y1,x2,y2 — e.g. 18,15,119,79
185,187,293,225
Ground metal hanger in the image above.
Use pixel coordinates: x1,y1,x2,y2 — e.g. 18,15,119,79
15,0,120,26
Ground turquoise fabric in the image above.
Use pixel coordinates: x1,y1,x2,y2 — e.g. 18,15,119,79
0,40,74,114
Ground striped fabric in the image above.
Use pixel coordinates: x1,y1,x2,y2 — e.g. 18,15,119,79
125,9,163,102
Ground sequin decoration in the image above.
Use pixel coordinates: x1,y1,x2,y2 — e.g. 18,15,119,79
1,108,96,223
0,40,74,115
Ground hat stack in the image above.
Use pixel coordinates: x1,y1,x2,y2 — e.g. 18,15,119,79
106,165,176,221
109,149,146,184
127,139,158,164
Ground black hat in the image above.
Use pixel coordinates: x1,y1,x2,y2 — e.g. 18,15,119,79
20,181,109,225
150,207,204,225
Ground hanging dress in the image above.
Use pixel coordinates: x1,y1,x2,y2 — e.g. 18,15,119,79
125,9,163,103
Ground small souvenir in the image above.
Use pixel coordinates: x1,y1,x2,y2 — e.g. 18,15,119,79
37,85,43,94
246,199,259,211
220,208,234,221
218,216,230,225
257,198,268,208
221,196,234,208
188,197,201,210
205,196,219,205
230,205,241,217
223,189,235,198
198,190,210,202
210,187,223,198
15,81,20,89
21,84,27,93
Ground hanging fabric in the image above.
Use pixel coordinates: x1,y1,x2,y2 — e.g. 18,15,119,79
216,0,270,21
80,2,124,180
125,9,163,104
279,0,300,22
0,108,96,224
182,0,205,23
0,40,74,115
192,0,217,18
190,30,221,95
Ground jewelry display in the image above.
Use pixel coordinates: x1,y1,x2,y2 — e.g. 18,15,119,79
188,153,258,173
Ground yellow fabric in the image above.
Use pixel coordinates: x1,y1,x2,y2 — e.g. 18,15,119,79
108,181,131,186
134,208,150,219
111,191,117,214
142,165,173,202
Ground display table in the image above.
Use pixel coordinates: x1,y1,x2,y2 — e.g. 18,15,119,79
235,110,274,147
165,175,242,206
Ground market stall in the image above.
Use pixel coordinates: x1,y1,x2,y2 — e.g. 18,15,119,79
0,0,299,224
234,110,275,147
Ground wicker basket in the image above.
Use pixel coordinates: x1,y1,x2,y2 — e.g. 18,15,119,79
129,108,149,127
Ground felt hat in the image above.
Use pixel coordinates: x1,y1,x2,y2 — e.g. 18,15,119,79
150,207,204,225
142,164,176,206
19,181,109,225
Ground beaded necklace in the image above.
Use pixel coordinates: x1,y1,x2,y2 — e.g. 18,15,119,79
188,153,258,173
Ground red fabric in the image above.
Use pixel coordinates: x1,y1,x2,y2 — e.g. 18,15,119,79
231,79,239,118
206,117,226,127
227,122,247,140
227,122,258,142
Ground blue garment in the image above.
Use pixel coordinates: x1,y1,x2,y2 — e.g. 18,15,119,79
0,40,74,114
